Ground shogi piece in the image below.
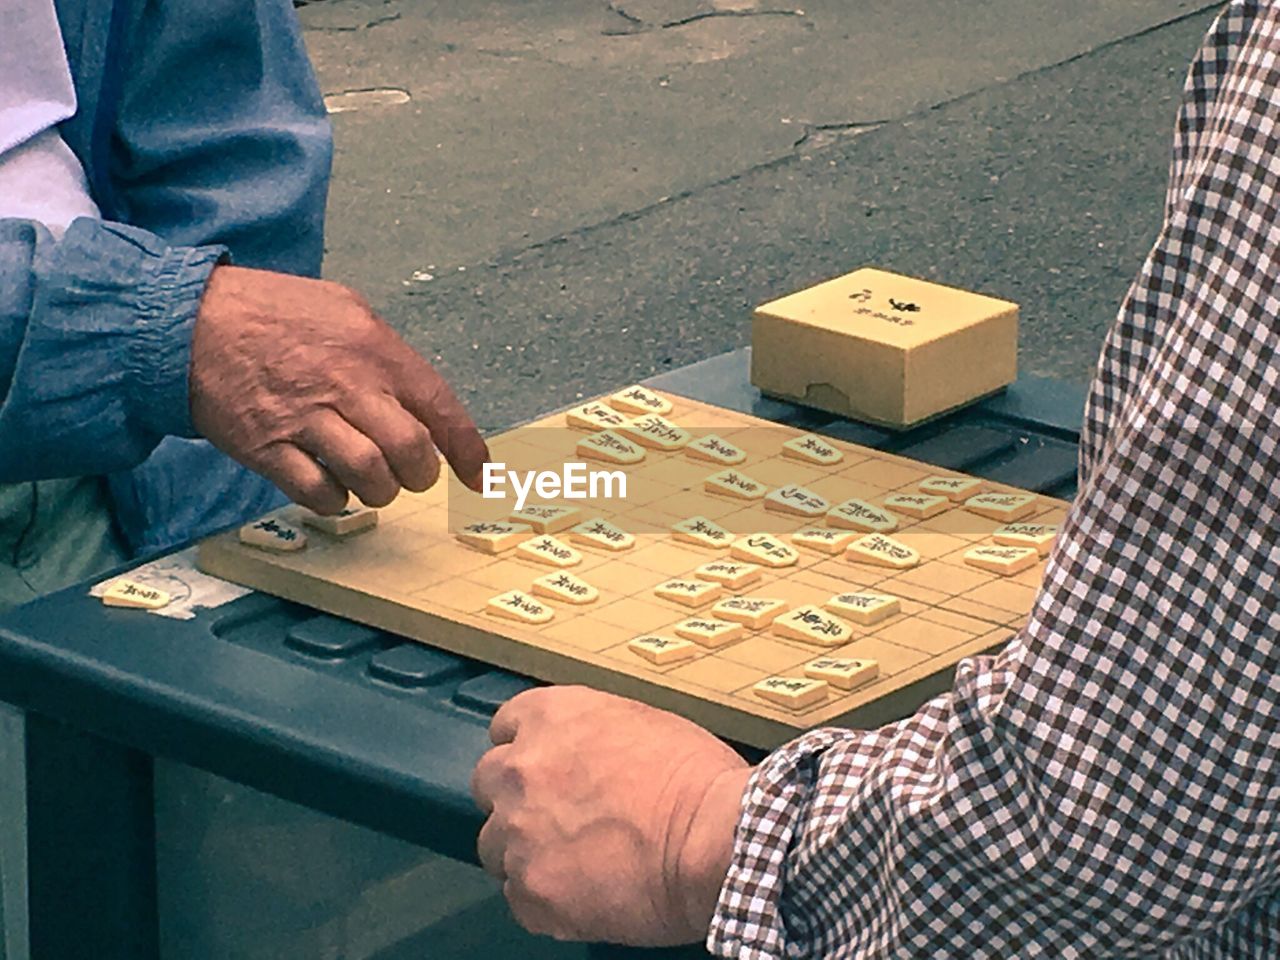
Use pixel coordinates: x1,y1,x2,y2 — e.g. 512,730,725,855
780,433,843,465
764,484,830,519
686,434,746,465
882,493,949,520
963,545,1039,576
804,657,880,690
919,476,985,502
754,676,829,710
102,579,171,610
824,591,900,626
730,534,799,569
239,518,307,552
301,505,378,537
750,267,1018,428
569,518,635,552
963,492,1038,522
704,469,766,501
510,504,580,534
712,597,788,629
993,523,1058,556
456,521,533,554
577,430,645,465
672,516,733,549
487,590,555,624
846,534,920,569
610,385,673,416
628,635,697,665
566,402,629,431
791,527,857,555
771,605,854,647
516,535,582,568
694,560,763,590
827,498,899,533
618,415,691,451
674,617,746,648
654,578,724,608
531,572,599,605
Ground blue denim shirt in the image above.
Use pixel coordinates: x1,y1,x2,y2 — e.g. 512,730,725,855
0,0,332,555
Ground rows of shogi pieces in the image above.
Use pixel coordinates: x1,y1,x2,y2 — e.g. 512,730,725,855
221,384,1060,712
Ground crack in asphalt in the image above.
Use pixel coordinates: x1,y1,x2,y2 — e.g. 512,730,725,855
307,10,401,32
661,8,806,29
603,2,807,35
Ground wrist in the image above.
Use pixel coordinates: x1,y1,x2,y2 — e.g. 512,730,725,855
673,765,753,940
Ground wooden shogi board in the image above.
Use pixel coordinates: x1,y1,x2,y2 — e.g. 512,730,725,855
197,390,1069,749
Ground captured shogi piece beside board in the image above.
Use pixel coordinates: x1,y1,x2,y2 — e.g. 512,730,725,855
197,387,1070,749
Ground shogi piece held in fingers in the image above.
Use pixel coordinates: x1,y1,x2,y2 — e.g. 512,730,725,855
712,596,788,629
610,385,673,416
618,415,691,451
781,433,843,465
671,515,733,549
993,523,1058,556
771,605,853,646
827,498,899,533
804,657,880,690
685,434,746,465
730,534,799,568
628,635,697,665
882,493,949,520
654,578,724,608
568,518,635,552
516,535,582,568
963,545,1039,576
102,579,171,610
456,521,533,554
487,590,555,624
566,402,629,431
694,560,763,590
704,469,766,501
963,492,1039,522
240,518,307,552
919,475,985,502
824,591,900,626
577,430,645,465
674,617,745,648
846,533,920,569
531,572,599,605
791,527,857,554
301,505,378,537
510,504,581,534
764,484,830,519
753,676,829,710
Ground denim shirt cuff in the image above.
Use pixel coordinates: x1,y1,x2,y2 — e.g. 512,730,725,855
128,242,227,440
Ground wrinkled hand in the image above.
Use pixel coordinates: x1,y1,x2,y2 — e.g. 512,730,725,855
471,686,752,946
190,265,489,513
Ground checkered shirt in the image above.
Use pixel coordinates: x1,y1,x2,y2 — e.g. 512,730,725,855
708,4,1280,957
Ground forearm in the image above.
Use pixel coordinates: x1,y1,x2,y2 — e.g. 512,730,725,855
0,216,224,481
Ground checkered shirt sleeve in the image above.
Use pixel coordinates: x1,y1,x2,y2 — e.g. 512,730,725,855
708,4,1280,957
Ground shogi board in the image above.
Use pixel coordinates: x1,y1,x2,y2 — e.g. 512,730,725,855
197,391,1069,749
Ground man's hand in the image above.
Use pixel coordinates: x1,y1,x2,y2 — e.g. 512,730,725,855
190,265,489,513
471,686,752,946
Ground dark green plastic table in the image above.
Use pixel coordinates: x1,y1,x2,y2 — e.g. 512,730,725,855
0,348,1085,960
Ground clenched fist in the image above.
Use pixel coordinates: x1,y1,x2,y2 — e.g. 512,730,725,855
190,265,488,513
471,686,752,946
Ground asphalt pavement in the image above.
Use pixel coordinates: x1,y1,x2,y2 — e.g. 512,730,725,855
303,0,1221,430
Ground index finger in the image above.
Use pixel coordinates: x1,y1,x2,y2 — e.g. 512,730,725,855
397,355,490,492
